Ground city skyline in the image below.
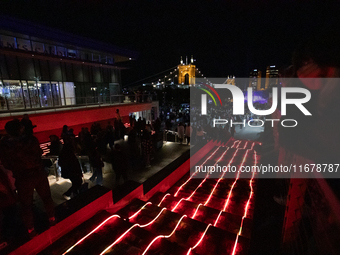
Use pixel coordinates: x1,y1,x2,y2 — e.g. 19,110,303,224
1,1,339,86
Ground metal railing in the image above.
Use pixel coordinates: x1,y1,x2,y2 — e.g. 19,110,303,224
0,93,157,116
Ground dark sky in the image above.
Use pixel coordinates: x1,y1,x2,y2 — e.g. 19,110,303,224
1,0,339,86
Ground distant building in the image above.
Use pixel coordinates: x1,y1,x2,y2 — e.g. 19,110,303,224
264,65,279,89
249,69,262,91
249,65,279,91
0,15,137,111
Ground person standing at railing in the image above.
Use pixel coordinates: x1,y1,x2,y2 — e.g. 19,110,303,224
20,114,37,136
0,119,55,238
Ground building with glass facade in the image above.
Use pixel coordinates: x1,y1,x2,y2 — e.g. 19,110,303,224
0,15,138,112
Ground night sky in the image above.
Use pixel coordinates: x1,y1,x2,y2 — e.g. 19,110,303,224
1,0,339,86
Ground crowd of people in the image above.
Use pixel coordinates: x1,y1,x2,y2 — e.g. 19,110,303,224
0,117,55,244
187,100,269,143
0,110,164,249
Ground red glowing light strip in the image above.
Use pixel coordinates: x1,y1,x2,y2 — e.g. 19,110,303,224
64,141,258,255
171,146,240,214
186,223,212,255
128,202,152,219
230,140,238,148
233,140,239,148
100,145,235,254
187,144,257,254
186,148,229,201
63,201,155,254
235,140,241,148
174,146,221,197
250,142,255,150
141,215,187,255
171,198,186,212
203,148,240,206
243,141,248,149
191,203,203,219
157,193,171,207
100,207,168,255
62,214,121,254
171,147,235,215
214,149,250,226
231,150,257,255
162,144,237,212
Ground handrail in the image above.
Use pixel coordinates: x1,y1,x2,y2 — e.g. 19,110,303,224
0,93,158,117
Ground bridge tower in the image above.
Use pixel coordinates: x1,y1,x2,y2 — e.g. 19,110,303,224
178,56,196,86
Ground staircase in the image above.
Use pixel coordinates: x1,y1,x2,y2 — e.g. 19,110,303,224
40,140,260,255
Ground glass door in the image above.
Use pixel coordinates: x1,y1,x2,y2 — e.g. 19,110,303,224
39,81,53,107
51,82,61,106
21,81,31,109
28,81,41,108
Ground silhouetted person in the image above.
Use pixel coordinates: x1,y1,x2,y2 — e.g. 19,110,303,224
185,123,192,145
177,123,184,144
105,121,115,149
90,122,101,136
20,114,36,136
110,144,128,185
141,130,153,167
0,162,16,248
61,125,69,141
0,120,55,238
136,117,142,136
0,95,5,110
48,135,62,156
58,142,83,200
116,109,121,122
128,127,139,167
89,148,104,185
154,117,161,133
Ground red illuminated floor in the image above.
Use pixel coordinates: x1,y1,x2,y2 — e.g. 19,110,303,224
40,140,260,255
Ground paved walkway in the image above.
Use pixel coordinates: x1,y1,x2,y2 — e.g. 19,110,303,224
45,140,191,206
